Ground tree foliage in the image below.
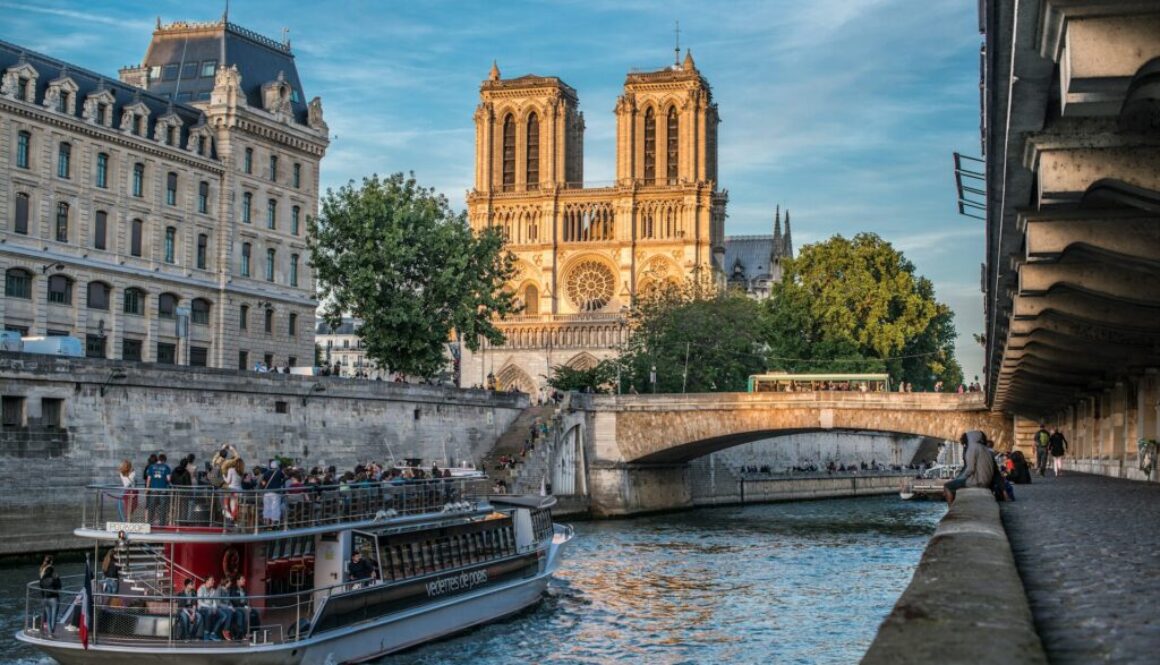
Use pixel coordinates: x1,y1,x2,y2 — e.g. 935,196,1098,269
308,173,517,378
618,277,770,393
546,361,619,394
766,233,962,390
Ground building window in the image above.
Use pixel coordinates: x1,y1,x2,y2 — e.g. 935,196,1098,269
57,142,71,178
123,288,145,315
55,202,69,242
189,346,208,367
263,352,274,368
643,107,656,184
237,350,249,371
96,152,109,188
2,395,25,428
47,275,72,304
164,227,176,263
41,398,63,429
158,293,178,319
288,312,298,338
239,304,249,330
667,107,679,184
523,284,539,315
242,192,252,223
93,211,107,250
241,242,251,277
264,308,274,334
198,181,209,213
181,62,197,79
132,163,144,197
16,131,30,169
131,219,143,257
96,103,108,126
267,199,277,230
163,64,179,81
16,77,29,102
526,112,539,190
191,298,211,325
201,60,217,77
269,155,278,181
501,114,515,191
4,268,32,299
156,342,176,365
266,248,276,282
290,254,299,287
293,162,301,188
85,334,106,359
165,125,176,147
14,192,29,235
166,172,178,206
291,205,301,235
87,282,110,310
196,233,208,270
243,147,253,174
122,338,142,361
196,135,208,157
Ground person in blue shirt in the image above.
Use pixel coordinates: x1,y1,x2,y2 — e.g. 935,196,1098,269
145,453,172,525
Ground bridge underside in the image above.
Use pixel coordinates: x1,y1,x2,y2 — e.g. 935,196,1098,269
633,428,948,464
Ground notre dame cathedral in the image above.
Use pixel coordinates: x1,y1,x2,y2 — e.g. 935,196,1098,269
458,52,791,393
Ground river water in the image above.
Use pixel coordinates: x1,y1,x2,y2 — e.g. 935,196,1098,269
0,496,942,664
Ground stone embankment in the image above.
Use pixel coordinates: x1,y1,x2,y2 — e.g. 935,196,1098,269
861,488,1047,665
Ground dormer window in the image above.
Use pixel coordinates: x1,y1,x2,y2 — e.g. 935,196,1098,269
17,77,28,100
96,103,108,125
166,125,176,146
2,63,38,104
45,75,78,115
57,91,69,114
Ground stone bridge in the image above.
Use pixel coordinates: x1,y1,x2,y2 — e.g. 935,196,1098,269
566,392,1013,516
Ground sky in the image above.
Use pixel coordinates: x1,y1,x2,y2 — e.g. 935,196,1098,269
2,0,988,380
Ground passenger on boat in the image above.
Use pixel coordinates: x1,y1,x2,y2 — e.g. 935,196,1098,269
229,575,259,639
145,453,172,526
347,551,376,588
175,578,200,640
196,575,228,641
38,555,60,634
100,548,119,594
261,460,286,525
116,459,136,521
223,458,245,525
216,577,237,639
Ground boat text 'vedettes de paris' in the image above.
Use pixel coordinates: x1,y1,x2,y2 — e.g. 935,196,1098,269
16,476,573,664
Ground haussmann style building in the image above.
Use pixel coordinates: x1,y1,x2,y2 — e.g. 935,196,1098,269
0,16,328,369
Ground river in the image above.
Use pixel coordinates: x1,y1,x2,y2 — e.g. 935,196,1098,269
0,495,942,664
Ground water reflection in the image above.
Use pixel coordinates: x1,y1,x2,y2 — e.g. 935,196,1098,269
0,495,942,665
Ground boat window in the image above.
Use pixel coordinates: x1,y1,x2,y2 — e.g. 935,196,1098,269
468,533,480,563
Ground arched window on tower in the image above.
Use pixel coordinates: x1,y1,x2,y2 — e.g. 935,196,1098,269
667,107,679,185
643,107,656,184
526,113,539,190
502,114,515,192
523,284,539,315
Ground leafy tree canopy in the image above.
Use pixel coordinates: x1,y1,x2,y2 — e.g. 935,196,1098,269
546,361,619,394
308,173,517,378
619,276,770,394
766,233,962,390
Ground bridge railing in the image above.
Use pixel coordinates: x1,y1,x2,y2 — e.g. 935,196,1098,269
586,391,988,409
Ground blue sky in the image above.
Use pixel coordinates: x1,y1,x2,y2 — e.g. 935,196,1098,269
3,0,987,379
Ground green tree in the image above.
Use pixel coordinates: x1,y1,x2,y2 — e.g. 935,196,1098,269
766,233,961,390
546,361,619,394
309,173,518,378
619,279,770,393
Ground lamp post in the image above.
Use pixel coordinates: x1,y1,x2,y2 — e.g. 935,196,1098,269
650,364,657,394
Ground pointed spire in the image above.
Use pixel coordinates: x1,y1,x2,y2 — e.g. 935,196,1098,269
683,49,695,71
488,60,501,81
783,210,793,258
772,205,782,261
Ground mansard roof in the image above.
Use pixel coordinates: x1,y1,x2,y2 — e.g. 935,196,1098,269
316,318,360,335
0,38,212,156
136,19,309,124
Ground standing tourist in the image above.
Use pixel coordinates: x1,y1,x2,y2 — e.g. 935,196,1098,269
38,555,61,634
117,460,136,521
1049,428,1069,476
261,460,286,526
146,453,172,526
1034,423,1051,477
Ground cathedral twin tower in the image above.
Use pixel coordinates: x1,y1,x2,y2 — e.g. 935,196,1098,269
461,52,728,393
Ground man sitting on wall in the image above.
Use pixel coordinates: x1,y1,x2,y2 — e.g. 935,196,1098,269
943,430,996,506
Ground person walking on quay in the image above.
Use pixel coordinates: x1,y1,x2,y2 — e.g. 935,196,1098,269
1049,428,1069,476
943,430,996,506
1034,424,1051,477
38,555,61,634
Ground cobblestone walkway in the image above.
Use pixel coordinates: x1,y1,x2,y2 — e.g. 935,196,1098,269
1001,472,1160,664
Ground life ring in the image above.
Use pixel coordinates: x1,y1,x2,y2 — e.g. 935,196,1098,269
222,545,242,578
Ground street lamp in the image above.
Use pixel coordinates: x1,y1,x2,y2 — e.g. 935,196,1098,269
650,364,657,394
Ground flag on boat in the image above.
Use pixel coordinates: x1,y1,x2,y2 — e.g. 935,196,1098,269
79,555,94,649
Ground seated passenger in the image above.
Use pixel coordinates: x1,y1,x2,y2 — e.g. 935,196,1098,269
347,551,376,587
196,575,227,641
175,578,200,640
230,575,260,639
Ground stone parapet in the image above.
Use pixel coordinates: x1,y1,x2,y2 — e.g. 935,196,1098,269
861,488,1047,665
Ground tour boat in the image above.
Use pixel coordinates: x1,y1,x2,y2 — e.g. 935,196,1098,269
16,477,573,664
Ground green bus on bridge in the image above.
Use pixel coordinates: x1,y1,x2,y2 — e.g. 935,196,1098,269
747,372,891,393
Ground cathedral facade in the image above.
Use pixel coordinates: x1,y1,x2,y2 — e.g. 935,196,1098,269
459,52,727,393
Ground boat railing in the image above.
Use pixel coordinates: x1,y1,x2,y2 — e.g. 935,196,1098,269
82,477,491,535
22,573,359,648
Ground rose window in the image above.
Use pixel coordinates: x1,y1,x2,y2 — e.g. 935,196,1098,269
565,260,615,312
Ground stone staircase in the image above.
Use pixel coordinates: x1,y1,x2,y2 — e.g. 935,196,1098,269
481,404,555,492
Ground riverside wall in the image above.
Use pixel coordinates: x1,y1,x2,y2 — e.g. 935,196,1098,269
0,353,527,555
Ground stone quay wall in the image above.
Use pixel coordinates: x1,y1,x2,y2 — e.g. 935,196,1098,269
0,353,527,554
